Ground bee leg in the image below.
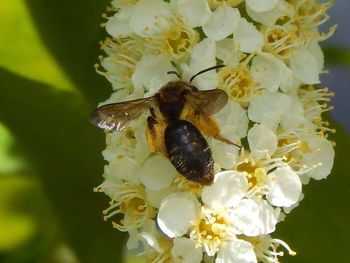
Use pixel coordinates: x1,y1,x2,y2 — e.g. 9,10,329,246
194,114,242,148
146,116,166,154
213,134,241,148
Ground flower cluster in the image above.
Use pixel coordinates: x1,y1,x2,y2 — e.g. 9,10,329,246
93,0,335,262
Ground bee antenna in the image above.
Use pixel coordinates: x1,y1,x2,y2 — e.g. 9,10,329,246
190,65,225,83
167,71,181,79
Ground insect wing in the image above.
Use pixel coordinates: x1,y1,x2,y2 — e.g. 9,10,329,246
90,96,157,131
185,89,228,115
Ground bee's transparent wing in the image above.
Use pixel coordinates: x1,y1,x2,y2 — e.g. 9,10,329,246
90,96,157,131
185,89,228,115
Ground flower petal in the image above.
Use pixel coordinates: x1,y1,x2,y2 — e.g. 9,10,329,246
233,18,264,53
203,6,240,41
129,0,172,37
172,237,203,263
172,0,211,28
202,171,248,208
181,39,217,90
216,239,257,263
290,50,321,84
157,193,200,238
140,155,177,191
232,199,279,236
248,92,292,131
251,52,283,92
248,123,277,159
106,6,133,37
132,54,176,95
246,0,278,13
267,166,302,207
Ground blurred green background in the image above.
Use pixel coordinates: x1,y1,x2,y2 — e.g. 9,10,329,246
0,1,349,263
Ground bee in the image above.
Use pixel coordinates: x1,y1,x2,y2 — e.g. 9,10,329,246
90,65,239,185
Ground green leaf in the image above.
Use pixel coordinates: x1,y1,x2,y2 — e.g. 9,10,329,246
323,46,350,67
0,68,125,263
23,0,112,104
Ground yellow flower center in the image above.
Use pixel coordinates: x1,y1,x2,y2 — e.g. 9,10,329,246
264,26,299,58
218,66,254,107
145,17,199,61
192,210,230,256
237,161,266,190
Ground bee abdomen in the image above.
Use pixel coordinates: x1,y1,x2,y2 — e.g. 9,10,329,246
164,120,214,185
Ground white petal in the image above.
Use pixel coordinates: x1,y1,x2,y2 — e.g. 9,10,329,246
172,237,203,263
233,18,264,53
140,219,163,252
306,40,324,72
216,239,257,263
248,92,292,131
127,228,139,250
129,0,172,37
172,0,211,28
279,61,295,93
132,54,177,94
202,171,248,208
267,166,302,207
256,200,280,234
246,0,278,12
210,140,238,169
140,155,177,191
246,1,295,26
106,6,133,37
233,199,279,236
251,52,283,92
157,193,200,238
203,6,240,41
280,96,305,131
181,39,217,90
302,135,335,180
248,123,277,159
214,100,249,141
134,124,152,164
145,185,179,209
107,156,141,185
290,50,321,84
216,38,242,66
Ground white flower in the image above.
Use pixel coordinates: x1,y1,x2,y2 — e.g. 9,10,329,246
248,124,277,160
171,0,212,28
233,18,264,53
129,0,172,37
157,171,280,261
250,52,284,92
248,92,293,131
266,166,302,207
290,49,321,84
203,6,240,41
132,54,177,95
181,38,218,90
140,155,178,191
106,5,134,37
246,0,279,13
172,237,203,263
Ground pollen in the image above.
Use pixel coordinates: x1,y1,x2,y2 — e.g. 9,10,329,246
264,26,300,59
218,66,254,107
102,182,154,231
191,209,230,256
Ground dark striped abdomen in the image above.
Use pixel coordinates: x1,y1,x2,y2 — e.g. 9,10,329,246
164,120,214,185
